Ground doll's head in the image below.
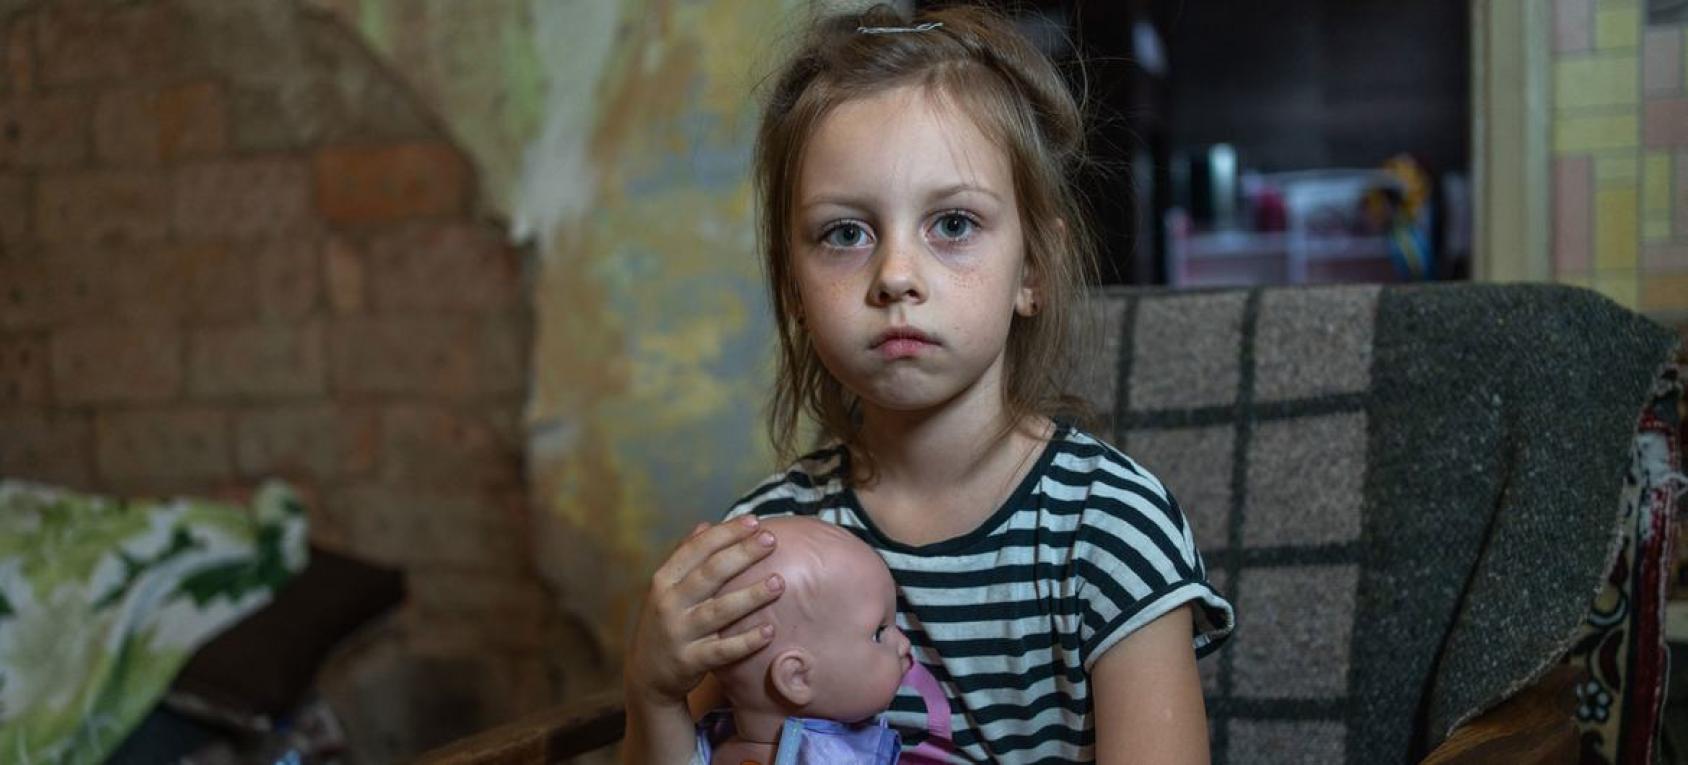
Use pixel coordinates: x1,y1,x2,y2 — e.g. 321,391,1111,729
754,3,1099,472
714,516,910,724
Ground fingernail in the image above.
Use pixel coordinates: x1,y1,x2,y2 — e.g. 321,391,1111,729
766,574,784,592
740,515,759,528
760,624,774,639
757,531,775,547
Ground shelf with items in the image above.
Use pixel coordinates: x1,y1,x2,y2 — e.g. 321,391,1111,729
1164,167,1437,288
1167,227,1402,288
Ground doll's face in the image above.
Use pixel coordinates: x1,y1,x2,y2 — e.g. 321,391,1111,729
715,517,912,723
796,537,911,723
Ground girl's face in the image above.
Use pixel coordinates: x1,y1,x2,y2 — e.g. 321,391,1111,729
792,85,1034,421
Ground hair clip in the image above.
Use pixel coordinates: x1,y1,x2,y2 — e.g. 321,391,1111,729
856,21,943,35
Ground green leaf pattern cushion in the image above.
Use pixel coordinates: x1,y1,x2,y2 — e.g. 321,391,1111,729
0,480,307,764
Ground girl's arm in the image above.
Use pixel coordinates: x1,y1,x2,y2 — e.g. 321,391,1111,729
622,518,784,765
1090,605,1212,764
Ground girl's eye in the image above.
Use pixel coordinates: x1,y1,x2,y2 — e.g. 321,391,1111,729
873,625,887,643
931,212,978,241
822,222,871,249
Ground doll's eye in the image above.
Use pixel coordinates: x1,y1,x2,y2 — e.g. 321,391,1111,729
873,625,887,643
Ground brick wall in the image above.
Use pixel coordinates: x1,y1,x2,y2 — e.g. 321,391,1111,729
0,1,566,759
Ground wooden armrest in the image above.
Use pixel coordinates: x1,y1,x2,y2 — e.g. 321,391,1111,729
1419,665,1583,765
412,689,625,765
411,665,1584,764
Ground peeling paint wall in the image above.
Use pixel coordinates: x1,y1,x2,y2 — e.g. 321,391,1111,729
527,0,800,660
312,0,843,672
303,0,549,222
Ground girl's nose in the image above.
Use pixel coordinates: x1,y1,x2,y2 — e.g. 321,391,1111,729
871,236,925,305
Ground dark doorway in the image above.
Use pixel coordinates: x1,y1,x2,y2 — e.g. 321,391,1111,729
919,0,1472,286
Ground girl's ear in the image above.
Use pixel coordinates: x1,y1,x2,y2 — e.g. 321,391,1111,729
1015,218,1058,317
1015,282,1039,317
770,648,816,707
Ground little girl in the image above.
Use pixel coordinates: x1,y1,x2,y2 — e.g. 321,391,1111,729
624,5,1234,763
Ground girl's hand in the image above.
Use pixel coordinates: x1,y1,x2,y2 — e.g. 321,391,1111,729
625,515,785,708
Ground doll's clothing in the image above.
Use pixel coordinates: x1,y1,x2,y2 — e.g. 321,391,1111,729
692,710,901,765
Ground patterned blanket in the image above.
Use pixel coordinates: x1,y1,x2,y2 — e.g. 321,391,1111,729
1090,283,1679,763
1561,367,1683,763
0,480,307,764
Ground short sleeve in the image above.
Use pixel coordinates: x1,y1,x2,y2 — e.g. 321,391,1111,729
1073,463,1235,671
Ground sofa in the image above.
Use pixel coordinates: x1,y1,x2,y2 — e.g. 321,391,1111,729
418,282,1684,764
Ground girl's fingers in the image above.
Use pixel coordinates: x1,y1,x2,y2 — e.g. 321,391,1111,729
690,573,786,634
692,622,777,668
652,516,762,594
673,525,778,604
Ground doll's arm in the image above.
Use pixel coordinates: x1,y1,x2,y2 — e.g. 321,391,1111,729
1090,605,1211,765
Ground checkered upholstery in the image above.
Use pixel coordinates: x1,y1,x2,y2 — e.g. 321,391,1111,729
1075,283,1679,764
1092,286,1375,761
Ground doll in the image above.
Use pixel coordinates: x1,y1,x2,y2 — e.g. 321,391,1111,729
696,516,911,765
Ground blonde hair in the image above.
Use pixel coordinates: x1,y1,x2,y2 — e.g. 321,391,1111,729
755,3,1099,479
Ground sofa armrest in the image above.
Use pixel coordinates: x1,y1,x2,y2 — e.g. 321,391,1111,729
1419,665,1582,765
412,690,624,765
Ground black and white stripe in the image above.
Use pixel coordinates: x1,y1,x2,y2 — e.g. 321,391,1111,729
724,424,1235,763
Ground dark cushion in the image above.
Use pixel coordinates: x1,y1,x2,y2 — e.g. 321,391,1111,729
170,545,405,718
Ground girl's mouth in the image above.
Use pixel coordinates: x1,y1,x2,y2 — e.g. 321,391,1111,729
873,327,938,359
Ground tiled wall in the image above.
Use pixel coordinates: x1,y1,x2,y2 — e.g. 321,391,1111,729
1552,0,1688,315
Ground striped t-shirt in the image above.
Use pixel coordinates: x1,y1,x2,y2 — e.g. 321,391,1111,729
723,424,1234,764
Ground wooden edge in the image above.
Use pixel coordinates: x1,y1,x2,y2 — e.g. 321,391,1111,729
411,689,626,765
417,664,1589,764
1471,0,1552,283
1419,665,1584,765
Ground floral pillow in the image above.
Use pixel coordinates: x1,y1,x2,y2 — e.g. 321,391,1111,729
0,480,307,764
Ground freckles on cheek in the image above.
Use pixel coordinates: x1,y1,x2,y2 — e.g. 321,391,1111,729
807,272,859,303
945,266,986,289
941,261,1010,295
